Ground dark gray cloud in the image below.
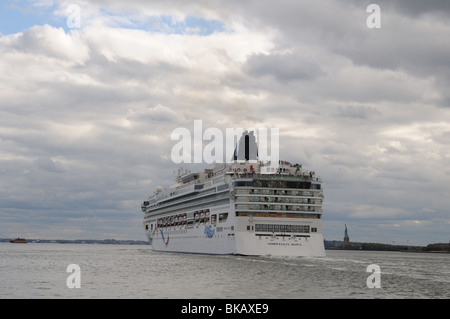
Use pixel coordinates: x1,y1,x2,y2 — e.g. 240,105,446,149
33,157,65,173
377,0,450,17
336,105,381,119
339,0,450,16
245,52,326,83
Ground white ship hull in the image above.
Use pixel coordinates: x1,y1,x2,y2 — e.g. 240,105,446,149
144,198,325,257
147,204,236,255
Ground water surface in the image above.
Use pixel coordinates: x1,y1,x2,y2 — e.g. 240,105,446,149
0,243,448,299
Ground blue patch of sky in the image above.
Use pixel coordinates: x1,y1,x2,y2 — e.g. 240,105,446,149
101,12,225,36
1,0,225,36
0,0,64,35
180,16,225,35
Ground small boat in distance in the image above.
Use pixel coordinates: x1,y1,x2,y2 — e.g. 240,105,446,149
10,238,27,243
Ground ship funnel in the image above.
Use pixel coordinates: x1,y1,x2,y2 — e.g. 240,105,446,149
232,131,258,161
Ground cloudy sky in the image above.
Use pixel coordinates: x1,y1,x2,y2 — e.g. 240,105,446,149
1,0,449,245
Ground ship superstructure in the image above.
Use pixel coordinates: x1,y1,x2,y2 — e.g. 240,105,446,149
141,133,325,256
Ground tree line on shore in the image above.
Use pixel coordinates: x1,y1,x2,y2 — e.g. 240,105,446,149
327,241,450,252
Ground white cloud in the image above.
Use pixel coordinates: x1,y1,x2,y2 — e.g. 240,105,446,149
0,0,449,244
4,24,89,64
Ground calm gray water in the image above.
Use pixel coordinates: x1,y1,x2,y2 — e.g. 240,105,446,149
0,243,448,299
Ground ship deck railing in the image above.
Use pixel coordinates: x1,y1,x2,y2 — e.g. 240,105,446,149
228,172,321,182
144,191,230,216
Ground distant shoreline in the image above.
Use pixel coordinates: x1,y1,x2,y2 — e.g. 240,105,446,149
325,240,450,253
2,238,448,253
0,238,149,245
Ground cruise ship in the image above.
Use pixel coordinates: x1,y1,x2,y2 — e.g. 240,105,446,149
141,132,325,256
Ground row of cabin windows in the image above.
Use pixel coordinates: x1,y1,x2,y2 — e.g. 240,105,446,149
254,224,310,233
246,224,319,233
233,180,321,190
247,196,321,204
234,189,320,197
146,213,229,230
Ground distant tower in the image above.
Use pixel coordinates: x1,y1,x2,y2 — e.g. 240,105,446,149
343,224,350,247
